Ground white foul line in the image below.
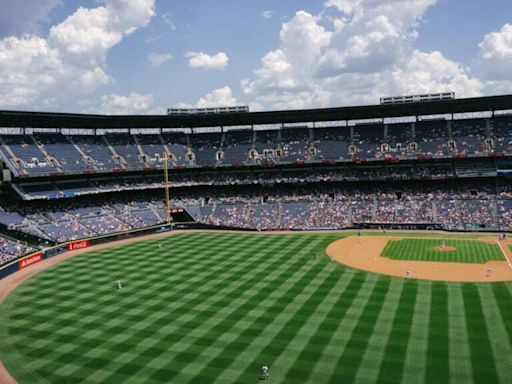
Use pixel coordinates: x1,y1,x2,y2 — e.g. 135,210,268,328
496,240,512,270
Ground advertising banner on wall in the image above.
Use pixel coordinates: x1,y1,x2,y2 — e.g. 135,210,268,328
18,253,43,269
67,240,90,251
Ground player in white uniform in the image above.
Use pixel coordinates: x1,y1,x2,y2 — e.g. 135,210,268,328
117,280,122,289
261,364,269,380
405,269,411,279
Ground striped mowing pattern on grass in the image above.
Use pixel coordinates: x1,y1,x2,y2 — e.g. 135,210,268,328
0,232,511,384
381,238,504,263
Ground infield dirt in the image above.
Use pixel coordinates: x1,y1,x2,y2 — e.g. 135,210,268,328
326,236,512,282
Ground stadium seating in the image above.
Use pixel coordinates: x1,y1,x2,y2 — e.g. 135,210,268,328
280,128,310,162
1,112,512,250
0,234,36,265
2,115,512,177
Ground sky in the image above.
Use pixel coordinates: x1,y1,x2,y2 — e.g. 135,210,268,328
0,0,511,115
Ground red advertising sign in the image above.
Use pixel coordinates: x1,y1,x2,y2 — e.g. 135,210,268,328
68,239,90,251
18,253,43,269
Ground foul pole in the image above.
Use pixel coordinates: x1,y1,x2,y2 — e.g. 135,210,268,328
163,155,172,224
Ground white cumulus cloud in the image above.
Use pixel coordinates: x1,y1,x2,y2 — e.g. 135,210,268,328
176,86,238,109
479,23,512,81
185,51,229,70
98,92,165,115
242,1,483,110
148,52,172,68
392,50,483,97
0,0,156,109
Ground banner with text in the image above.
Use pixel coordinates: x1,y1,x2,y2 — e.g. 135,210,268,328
18,253,43,269
68,239,90,251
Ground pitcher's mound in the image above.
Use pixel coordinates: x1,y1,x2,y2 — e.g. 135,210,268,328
433,246,457,252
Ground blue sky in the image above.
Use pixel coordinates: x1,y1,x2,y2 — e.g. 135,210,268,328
0,0,511,114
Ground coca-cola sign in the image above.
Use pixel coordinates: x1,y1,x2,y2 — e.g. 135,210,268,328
68,240,90,251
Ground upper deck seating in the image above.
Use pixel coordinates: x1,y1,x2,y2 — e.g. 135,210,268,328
189,133,222,166
2,135,58,176
415,120,450,157
313,127,350,160
280,128,310,162
222,130,252,164
70,135,117,171
35,134,89,172
106,134,142,169
161,133,188,166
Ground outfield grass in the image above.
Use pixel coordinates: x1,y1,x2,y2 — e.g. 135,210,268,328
381,238,504,264
0,232,511,384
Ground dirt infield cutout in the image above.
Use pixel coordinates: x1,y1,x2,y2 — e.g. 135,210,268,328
326,236,512,282
433,246,457,252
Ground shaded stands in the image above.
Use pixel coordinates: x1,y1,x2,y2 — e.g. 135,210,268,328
35,134,90,172
313,126,350,161
387,123,412,145
451,119,488,156
353,124,383,159
69,135,118,171
492,115,512,154
1,115,512,179
106,134,142,169
1,135,58,176
415,120,450,157
188,132,222,166
136,134,166,167
222,130,252,164
280,128,310,162
11,163,477,202
386,123,413,157
0,206,25,228
253,130,278,162
161,132,188,166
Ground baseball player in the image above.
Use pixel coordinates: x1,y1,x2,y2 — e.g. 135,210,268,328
405,269,411,279
117,280,122,289
486,265,493,277
261,364,269,380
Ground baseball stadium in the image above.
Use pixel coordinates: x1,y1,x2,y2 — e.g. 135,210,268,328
0,93,512,384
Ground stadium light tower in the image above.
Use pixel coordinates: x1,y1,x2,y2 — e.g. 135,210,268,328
163,155,173,224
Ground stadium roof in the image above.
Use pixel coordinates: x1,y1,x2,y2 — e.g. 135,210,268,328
1,94,511,129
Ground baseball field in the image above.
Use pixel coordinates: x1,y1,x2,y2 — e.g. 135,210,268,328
0,231,512,383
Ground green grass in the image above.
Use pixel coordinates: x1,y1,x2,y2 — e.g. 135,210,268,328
381,238,504,264
347,231,490,239
0,232,511,384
